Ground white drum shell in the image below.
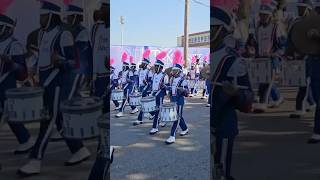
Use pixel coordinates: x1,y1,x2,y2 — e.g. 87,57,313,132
129,93,142,106
141,97,156,113
61,97,103,139
160,104,178,122
112,90,124,101
6,88,45,123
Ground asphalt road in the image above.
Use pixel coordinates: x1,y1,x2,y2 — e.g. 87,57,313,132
1,88,320,180
110,96,210,180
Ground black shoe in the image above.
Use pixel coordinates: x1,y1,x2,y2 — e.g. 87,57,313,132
17,169,40,178
13,146,33,155
133,121,143,126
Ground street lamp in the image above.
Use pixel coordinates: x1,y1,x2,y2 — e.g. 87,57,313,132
120,16,125,47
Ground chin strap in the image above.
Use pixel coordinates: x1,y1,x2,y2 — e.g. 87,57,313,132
44,13,53,31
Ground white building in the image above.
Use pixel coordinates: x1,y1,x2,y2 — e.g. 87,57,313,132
177,30,210,48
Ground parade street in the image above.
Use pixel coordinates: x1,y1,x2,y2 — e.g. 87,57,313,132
110,96,210,180
1,88,320,180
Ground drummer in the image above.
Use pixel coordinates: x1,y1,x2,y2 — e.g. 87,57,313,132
165,63,189,144
0,14,34,154
128,56,140,113
149,52,168,135
18,2,90,176
253,3,286,113
110,62,120,110
211,5,253,179
287,0,315,118
65,4,93,98
133,55,153,126
115,60,139,117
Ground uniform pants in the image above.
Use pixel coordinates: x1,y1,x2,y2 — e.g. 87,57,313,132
214,136,235,178
295,86,315,111
119,85,135,113
151,94,164,129
170,105,188,136
310,80,320,134
30,71,83,159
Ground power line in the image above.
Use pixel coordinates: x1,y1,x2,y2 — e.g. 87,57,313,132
191,0,210,8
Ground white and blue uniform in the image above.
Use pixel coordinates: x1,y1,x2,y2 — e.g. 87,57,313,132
118,64,136,113
110,67,120,107
29,3,84,161
0,14,30,147
255,5,286,107
211,6,253,179
167,70,189,137
150,70,168,129
91,19,108,112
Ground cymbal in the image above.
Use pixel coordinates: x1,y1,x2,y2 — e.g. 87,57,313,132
290,15,320,55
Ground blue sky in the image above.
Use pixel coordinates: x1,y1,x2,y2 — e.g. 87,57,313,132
110,0,209,47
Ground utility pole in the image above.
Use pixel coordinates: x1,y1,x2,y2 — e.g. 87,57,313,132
184,0,189,68
120,16,125,48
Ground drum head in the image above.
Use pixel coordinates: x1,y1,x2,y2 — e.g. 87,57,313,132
61,97,103,113
161,103,176,108
6,87,44,98
141,96,155,102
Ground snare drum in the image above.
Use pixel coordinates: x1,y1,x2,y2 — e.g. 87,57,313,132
97,113,110,158
129,92,142,106
140,96,156,113
5,87,46,123
61,97,103,139
160,103,178,122
188,80,195,89
111,89,124,101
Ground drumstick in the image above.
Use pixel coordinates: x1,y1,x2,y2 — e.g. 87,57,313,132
68,74,80,100
0,72,10,84
43,69,60,87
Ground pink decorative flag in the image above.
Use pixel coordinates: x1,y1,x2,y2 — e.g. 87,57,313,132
143,49,151,59
0,0,13,14
211,0,240,11
121,52,128,62
156,51,167,61
110,58,115,65
204,55,209,62
172,49,182,65
192,56,197,64
129,55,134,64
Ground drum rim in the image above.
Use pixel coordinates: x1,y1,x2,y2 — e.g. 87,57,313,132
140,96,156,102
6,87,44,98
60,97,103,113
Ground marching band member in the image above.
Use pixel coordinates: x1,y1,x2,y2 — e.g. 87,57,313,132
110,59,120,110
253,2,286,113
165,57,189,144
18,2,90,176
115,54,138,117
133,50,153,126
188,63,197,97
91,0,109,113
288,0,315,118
149,51,168,135
0,14,33,154
128,55,140,114
211,4,253,180
89,1,113,179
305,0,320,144
65,4,93,98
